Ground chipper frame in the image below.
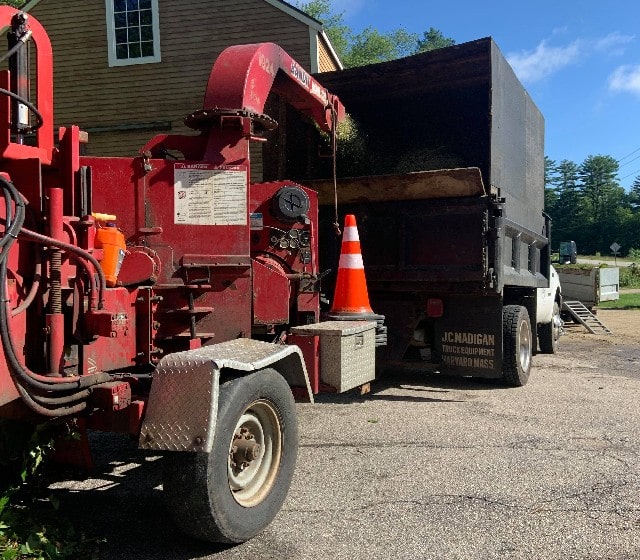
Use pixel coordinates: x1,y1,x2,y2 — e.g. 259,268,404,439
0,6,351,543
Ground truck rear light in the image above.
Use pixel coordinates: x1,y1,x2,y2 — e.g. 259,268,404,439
426,298,443,318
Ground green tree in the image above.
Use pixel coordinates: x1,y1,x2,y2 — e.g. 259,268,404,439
629,175,640,210
297,0,350,62
544,156,558,214
547,159,582,245
416,27,456,52
577,155,622,253
342,27,418,67
0,0,24,7
297,0,454,67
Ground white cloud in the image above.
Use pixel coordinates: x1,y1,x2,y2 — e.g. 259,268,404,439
594,32,635,55
507,31,637,85
608,65,640,96
507,40,581,83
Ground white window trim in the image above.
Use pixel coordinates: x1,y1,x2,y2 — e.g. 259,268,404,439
105,0,162,67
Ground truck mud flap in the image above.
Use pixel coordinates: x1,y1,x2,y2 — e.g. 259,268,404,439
434,296,503,378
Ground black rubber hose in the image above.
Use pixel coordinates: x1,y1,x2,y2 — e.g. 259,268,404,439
0,29,30,65
0,27,43,133
28,388,91,406
13,381,86,417
0,175,105,310
0,179,111,397
0,177,25,252
11,248,40,316
0,263,111,392
20,227,106,310
0,87,44,133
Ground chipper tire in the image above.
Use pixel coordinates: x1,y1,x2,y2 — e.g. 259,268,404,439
538,300,561,354
502,305,532,387
163,368,298,543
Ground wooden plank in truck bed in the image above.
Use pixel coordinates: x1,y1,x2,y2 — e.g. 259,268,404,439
308,167,487,206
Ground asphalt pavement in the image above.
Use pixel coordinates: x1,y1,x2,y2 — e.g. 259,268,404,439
48,337,640,560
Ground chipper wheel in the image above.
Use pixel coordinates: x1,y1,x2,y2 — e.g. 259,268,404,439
502,305,532,387
163,368,298,543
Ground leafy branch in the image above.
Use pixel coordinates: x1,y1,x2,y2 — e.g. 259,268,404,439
0,420,97,559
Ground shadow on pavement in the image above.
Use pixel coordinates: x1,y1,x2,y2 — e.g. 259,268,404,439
48,432,237,560
313,367,510,405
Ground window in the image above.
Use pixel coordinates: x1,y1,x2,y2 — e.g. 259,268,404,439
105,0,161,67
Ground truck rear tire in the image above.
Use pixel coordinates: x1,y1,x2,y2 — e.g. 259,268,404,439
163,368,298,543
502,305,532,386
538,300,561,354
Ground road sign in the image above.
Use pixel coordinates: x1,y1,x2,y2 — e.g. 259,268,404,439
610,242,621,265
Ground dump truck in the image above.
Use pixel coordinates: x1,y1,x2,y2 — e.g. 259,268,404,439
0,7,386,544
305,37,561,384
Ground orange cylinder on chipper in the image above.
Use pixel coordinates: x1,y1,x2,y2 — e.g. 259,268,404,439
93,213,126,288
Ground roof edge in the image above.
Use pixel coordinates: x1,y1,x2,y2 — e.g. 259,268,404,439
21,0,42,12
262,0,323,30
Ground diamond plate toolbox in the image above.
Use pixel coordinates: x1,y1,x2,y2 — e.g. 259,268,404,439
290,321,376,392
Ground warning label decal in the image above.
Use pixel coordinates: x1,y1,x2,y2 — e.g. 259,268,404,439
174,164,247,226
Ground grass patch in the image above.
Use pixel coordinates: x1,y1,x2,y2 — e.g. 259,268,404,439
620,265,640,289
599,293,640,309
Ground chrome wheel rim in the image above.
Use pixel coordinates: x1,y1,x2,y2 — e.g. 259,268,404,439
518,319,532,372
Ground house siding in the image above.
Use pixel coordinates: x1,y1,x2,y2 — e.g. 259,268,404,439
30,0,322,158
318,37,339,72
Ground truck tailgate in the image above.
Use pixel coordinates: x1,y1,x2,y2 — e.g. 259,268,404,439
315,169,491,294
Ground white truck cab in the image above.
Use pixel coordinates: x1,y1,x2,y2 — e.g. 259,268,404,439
536,265,562,353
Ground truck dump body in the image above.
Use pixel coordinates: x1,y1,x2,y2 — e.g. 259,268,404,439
308,38,549,376
312,37,545,237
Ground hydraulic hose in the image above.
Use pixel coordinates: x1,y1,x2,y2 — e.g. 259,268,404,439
0,177,111,416
28,388,91,406
19,227,106,310
0,254,111,391
0,28,31,65
11,249,41,316
13,382,87,417
0,87,44,133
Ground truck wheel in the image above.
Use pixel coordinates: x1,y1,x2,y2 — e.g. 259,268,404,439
502,305,532,386
538,301,561,354
163,368,298,543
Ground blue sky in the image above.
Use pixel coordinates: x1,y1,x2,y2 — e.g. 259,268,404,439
330,0,640,189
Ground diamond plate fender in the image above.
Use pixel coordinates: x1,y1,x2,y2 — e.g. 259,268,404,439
138,338,313,453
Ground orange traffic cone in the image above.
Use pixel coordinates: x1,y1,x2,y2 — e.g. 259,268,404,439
327,214,387,345
329,214,375,316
